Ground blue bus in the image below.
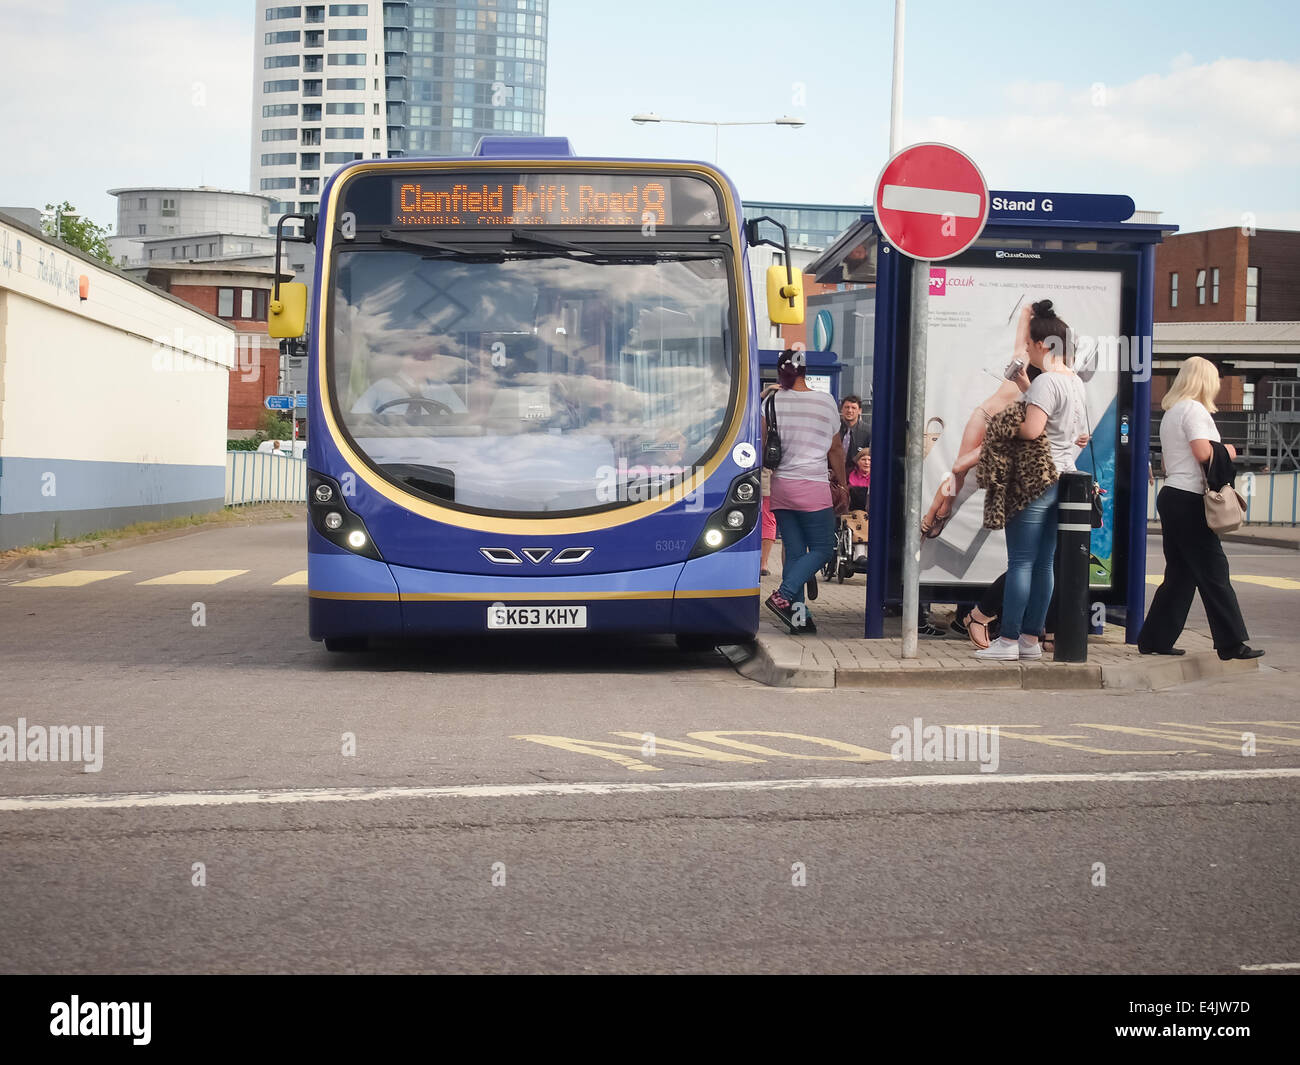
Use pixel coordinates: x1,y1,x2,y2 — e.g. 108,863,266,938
268,137,804,652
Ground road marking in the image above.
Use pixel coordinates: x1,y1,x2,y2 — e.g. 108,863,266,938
137,570,249,586
1147,573,1300,590
274,570,308,586
1239,962,1300,971
1232,574,1300,591
0,767,1296,813
13,570,129,588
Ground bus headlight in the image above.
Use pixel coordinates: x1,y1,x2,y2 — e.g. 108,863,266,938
688,473,761,559
308,470,383,560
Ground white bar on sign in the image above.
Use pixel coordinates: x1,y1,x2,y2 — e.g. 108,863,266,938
881,184,982,218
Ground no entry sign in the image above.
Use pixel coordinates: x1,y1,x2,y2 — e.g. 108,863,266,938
873,143,989,261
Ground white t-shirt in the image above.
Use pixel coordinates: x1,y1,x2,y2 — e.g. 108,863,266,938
1024,372,1087,473
1160,399,1220,493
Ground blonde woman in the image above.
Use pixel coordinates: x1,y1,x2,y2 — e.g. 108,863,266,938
1139,357,1262,660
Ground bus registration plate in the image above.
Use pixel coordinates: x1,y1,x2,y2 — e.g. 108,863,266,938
487,605,588,629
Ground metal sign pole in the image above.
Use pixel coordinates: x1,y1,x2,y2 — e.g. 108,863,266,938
900,257,928,659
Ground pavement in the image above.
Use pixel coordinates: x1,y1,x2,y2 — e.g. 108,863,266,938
1,517,1298,975
734,572,1259,691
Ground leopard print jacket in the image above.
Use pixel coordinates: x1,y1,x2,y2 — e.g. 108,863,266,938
975,402,1058,530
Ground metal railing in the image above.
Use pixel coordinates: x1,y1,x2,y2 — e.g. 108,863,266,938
1147,470,1300,526
226,452,307,505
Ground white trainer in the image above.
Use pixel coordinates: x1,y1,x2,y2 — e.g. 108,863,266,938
1018,636,1043,660
974,637,1020,661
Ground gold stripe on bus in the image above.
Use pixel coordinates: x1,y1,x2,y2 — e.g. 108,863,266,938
309,588,758,602
398,587,759,603
308,590,401,601
315,159,750,535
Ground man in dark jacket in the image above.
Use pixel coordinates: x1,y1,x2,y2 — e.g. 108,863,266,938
839,394,871,465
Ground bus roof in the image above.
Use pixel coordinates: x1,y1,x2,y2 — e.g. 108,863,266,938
473,136,575,158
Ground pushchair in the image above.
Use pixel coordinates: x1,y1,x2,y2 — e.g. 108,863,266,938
823,506,869,584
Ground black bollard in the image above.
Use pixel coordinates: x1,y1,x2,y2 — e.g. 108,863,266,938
1055,471,1093,663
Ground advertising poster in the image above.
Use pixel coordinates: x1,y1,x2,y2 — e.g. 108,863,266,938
918,259,1122,588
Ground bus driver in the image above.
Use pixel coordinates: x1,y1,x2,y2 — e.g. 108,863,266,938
351,345,468,417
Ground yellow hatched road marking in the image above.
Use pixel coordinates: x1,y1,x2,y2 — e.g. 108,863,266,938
13,570,129,588
1232,574,1300,591
1147,573,1300,590
274,570,308,586
137,570,249,586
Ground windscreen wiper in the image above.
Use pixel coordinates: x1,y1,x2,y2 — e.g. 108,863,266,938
506,230,602,255
379,230,481,255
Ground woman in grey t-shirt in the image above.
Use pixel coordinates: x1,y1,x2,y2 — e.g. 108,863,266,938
976,300,1086,662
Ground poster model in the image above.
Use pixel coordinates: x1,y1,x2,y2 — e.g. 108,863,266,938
918,262,1122,588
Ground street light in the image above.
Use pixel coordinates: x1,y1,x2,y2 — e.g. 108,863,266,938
50,208,80,244
631,112,805,163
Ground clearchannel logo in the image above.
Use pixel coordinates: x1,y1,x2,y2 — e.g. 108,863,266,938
995,250,1042,259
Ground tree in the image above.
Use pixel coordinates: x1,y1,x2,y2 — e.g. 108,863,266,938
257,410,294,441
42,201,115,267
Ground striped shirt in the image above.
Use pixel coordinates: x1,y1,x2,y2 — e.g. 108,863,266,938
768,388,841,511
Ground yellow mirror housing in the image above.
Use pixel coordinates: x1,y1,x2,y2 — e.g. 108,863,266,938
766,265,804,325
268,282,308,339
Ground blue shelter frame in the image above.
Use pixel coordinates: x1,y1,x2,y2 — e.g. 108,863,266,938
808,196,1177,642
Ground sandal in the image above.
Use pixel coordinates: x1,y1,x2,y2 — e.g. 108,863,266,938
1041,633,1055,654
964,609,993,650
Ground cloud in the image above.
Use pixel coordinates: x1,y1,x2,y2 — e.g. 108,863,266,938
905,56,1300,179
0,2,252,228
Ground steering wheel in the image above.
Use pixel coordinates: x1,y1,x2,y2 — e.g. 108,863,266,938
374,395,454,417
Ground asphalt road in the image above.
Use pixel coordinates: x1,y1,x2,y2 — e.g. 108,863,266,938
1,519,1297,974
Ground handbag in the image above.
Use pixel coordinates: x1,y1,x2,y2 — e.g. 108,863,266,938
762,393,782,470
1204,482,1247,534
830,478,850,516
1082,403,1104,529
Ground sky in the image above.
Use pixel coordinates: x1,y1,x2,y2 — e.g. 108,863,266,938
1,0,1297,236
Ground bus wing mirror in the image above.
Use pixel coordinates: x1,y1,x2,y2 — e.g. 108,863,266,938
766,265,804,325
268,282,308,339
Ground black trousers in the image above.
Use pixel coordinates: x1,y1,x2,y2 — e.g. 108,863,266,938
1140,486,1249,651
972,571,1057,633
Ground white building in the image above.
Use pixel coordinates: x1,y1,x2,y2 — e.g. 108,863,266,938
252,2,389,236
106,186,276,268
0,211,233,549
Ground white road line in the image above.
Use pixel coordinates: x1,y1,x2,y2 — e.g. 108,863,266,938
1239,962,1300,971
0,767,1296,813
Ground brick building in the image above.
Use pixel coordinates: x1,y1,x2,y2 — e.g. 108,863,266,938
1156,227,1300,327
1154,226,1294,416
126,260,287,436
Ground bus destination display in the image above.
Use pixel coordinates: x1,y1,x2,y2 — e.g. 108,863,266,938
392,173,722,228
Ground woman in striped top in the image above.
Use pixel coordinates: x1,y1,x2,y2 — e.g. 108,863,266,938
761,349,847,634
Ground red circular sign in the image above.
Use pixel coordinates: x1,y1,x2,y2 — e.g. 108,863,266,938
873,143,989,261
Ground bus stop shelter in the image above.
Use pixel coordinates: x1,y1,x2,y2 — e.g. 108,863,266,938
806,193,1178,641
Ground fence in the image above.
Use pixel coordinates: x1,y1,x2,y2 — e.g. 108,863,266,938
1147,470,1300,526
225,451,307,505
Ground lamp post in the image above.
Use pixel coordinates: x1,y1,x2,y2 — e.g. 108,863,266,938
630,112,805,164
51,208,80,244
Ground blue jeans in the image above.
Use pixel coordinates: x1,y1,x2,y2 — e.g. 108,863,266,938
1001,481,1059,641
774,507,835,608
